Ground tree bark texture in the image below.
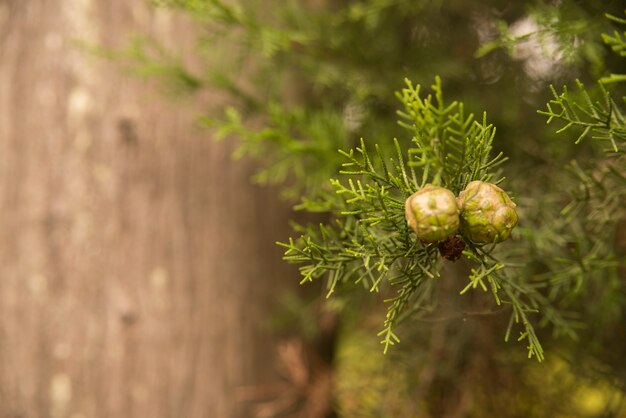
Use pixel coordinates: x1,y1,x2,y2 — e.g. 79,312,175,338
0,1,295,417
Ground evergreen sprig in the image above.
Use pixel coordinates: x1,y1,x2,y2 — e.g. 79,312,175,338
601,12,626,84
537,11,626,152
539,94,625,253
603,12,626,56
539,81,626,153
280,78,546,359
397,77,507,193
474,2,608,70
200,104,349,198
532,14,626,350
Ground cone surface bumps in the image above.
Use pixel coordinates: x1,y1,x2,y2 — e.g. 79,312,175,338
405,184,460,243
457,181,518,243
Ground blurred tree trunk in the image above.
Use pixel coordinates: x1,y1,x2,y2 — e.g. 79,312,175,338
0,1,297,417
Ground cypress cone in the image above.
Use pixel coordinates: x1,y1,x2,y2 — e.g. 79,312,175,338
405,184,460,243
457,181,518,244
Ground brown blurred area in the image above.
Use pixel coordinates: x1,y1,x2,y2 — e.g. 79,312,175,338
0,1,303,416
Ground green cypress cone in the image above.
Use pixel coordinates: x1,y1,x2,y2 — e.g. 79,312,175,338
405,184,460,243
457,181,518,244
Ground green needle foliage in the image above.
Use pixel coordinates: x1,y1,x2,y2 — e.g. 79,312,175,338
531,13,626,349
201,104,349,197
108,1,626,412
475,2,608,69
396,78,507,193
601,12,626,84
540,80,626,153
280,77,546,360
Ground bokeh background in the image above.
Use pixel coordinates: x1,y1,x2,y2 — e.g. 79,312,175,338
0,2,297,416
0,0,625,417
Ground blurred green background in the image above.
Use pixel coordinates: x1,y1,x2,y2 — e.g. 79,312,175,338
1,0,625,417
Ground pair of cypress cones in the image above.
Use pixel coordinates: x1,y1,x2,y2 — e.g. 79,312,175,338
404,181,518,250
